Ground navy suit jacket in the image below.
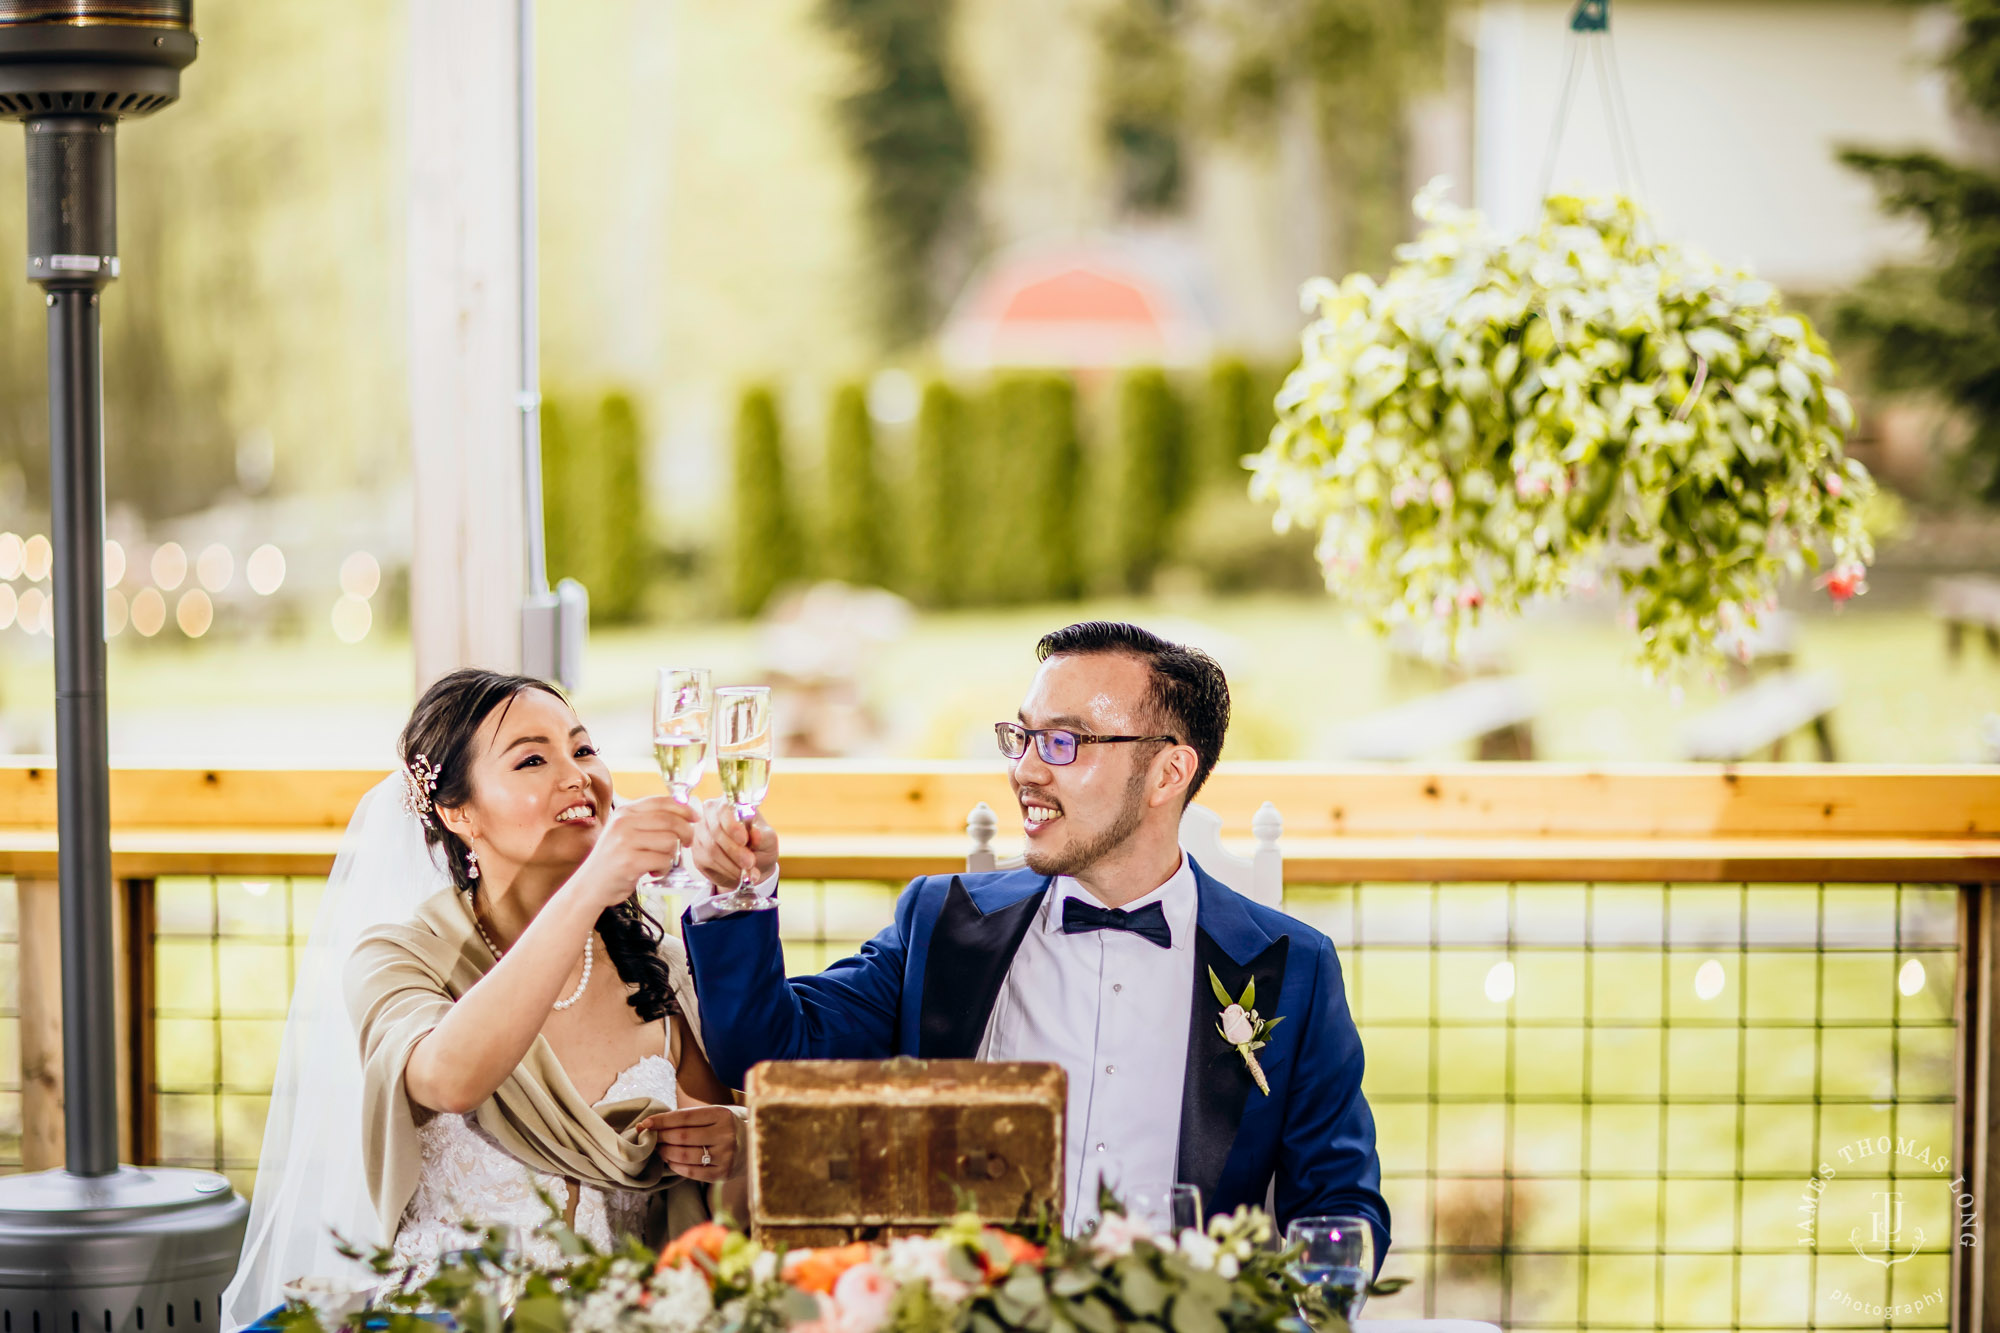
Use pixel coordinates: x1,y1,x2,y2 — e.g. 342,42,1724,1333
683,861,1389,1260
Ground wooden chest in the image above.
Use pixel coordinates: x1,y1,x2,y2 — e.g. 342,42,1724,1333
746,1058,1065,1246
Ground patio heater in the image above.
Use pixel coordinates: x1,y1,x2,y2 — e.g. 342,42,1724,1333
0,2,250,1327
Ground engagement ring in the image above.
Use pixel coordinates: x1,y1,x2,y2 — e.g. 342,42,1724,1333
701,1147,712,1167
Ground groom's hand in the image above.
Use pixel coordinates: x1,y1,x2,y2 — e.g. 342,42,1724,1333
639,1103,741,1182
691,798,780,892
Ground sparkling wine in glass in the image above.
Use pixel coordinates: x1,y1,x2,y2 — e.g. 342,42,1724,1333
712,686,775,912
1287,1215,1374,1328
647,667,712,896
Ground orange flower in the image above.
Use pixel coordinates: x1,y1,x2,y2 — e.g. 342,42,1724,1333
783,1242,876,1295
976,1230,1045,1276
657,1221,730,1273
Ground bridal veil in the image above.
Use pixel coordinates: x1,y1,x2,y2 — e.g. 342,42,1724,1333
220,774,449,1329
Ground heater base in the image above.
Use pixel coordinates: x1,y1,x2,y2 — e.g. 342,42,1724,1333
0,1165,248,1331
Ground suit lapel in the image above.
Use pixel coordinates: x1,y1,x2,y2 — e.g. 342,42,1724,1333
918,875,1049,1058
1176,867,1290,1211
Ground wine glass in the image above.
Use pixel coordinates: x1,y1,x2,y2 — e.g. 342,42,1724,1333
711,686,775,912
646,667,712,897
1287,1215,1374,1328
1127,1184,1203,1239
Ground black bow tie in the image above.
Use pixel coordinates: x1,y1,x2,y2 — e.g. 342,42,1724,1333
1061,895,1173,949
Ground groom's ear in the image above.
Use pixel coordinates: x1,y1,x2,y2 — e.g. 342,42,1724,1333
1148,744,1198,809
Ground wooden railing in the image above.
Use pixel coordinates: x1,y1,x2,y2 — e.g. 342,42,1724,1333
0,760,1997,1327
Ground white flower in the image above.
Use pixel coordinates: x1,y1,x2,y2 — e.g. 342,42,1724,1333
882,1235,971,1304
1175,1228,1220,1270
751,1249,778,1284
644,1263,718,1333
1220,1004,1256,1046
1216,1254,1240,1280
1088,1210,1154,1260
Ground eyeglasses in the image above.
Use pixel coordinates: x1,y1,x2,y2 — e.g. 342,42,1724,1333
995,722,1178,767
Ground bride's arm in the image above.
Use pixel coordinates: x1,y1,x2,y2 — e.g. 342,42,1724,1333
404,798,688,1114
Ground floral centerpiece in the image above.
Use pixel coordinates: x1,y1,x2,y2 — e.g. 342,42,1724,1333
271,1198,1379,1333
1249,184,1878,676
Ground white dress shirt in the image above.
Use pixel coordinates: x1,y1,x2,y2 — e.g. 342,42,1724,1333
976,857,1197,1234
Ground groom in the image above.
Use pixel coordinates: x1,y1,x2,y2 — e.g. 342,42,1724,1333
684,621,1387,1255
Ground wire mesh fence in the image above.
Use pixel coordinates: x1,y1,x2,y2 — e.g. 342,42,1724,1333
16,871,1970,1331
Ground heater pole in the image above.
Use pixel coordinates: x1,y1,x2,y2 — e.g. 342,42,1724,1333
46,281,117,1178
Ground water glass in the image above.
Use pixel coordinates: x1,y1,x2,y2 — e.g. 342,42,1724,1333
1286,1215,1373,1328
1128,1184,1204,1238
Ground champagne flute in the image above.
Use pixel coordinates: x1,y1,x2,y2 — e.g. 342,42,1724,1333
712,686,776,912
648,667,712,896
1286,1215,1374,1328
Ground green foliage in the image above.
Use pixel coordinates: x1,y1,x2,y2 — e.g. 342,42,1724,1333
1094,0,1449,271
824,382,895,587
988,372,1085,602
1114,366,1191,591
820,0,980,346
1202,356,1284,485
540,389,650,625
1252,188,1876,677
1837,0,2000,500
911,378,972,606
730,385,804,618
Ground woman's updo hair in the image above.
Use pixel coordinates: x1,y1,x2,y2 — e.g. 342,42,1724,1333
399,667,678,1022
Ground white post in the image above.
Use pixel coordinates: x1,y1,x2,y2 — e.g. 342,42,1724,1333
408,0,526,688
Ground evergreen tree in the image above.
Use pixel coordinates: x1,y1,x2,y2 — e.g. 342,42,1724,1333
592,391,649,622
824,382,894,587
1838,2,2000,498
820,0,979,346
911,378,969,606
1113,367,1187,591
1032,373,1087,602
730,385,801,617
983,373,1084,603
1204,356,1261,484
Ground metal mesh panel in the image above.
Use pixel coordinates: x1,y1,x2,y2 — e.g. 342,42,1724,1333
136,874,1964,1331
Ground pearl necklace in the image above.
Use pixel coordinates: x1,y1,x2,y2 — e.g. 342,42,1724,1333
473,900,593,1012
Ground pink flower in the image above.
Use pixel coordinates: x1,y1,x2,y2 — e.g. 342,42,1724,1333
1088,1211,1153,1259
1220,1004,1255,1045
1430,478,1455,509
1824,473,1845,498
1818,562,1867,604
1431,593,1453,618
830,1263,895,1333
1457,584,1483,611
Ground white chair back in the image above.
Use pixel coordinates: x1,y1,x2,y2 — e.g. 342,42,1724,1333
966,800,1283,909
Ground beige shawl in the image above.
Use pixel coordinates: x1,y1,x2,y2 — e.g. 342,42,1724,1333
344,885,722,1243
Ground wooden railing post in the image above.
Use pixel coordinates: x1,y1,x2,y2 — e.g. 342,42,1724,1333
17,875,61,1171
1956,882,1998,1333
17,875,153,1172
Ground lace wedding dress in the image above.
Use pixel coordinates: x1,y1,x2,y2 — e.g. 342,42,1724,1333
391,1039,678,1271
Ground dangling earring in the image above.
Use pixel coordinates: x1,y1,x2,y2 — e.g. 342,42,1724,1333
465,845,481,882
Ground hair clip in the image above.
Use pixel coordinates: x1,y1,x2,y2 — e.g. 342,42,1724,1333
402,753,440,818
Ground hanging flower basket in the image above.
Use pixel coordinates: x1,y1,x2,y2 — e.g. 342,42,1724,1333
1249,185,1876,676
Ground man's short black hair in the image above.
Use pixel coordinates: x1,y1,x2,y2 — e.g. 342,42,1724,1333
1035,621,1230,802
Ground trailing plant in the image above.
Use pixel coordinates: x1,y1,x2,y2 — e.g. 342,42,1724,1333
1250,186,1876,677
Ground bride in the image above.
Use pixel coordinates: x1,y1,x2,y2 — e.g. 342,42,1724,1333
223,669,747,1327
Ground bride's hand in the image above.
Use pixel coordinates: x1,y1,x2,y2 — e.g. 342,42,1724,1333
565,796,696,911
640,1103,741,1183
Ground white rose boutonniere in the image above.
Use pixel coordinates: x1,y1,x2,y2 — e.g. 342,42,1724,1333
1210,967,1284,1095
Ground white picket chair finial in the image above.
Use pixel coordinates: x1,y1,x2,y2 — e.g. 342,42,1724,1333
967,799,1282,908
966,801,999,873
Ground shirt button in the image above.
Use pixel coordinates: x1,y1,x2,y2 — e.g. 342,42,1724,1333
1112,984,1123,993
1095,1143,1106,1152
1105,1064,1116,1075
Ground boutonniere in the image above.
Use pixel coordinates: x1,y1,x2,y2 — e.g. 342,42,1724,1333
1210,966,1284,1095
